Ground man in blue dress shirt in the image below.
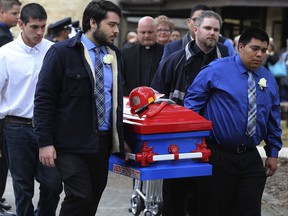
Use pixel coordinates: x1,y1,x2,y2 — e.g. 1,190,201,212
184,27,282,216
151,10,229,216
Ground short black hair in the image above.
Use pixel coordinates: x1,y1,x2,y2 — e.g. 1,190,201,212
239,27,269,47
20,3,47,24
190,4,211,18
82,0,122,33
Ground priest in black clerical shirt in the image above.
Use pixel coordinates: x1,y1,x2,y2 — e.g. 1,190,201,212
122,16,164,96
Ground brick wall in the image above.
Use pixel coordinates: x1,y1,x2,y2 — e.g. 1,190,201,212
11,0,92,37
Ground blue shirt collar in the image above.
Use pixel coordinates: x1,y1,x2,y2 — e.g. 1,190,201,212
236,54,260,77
80,34,107,54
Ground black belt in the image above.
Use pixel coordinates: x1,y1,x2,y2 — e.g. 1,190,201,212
217,144,255,154
5,116,34,127
207,139,255,154
98,130,111,136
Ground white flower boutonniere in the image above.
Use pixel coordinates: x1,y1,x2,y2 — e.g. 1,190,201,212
258,78,267,90
103,54,113,66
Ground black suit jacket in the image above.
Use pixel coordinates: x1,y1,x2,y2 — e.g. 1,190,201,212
121,43,164,96
0,25,13,47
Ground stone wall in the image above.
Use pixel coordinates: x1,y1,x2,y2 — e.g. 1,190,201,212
12,0,90,36
11,0,119,38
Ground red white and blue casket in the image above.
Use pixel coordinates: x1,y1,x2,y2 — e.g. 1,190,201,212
109,92,213,180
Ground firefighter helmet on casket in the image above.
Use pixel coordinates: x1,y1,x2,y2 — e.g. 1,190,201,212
129,86,156,115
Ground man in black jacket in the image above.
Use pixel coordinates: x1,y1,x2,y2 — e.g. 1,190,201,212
151,10,229,216
122,16,164,96
34,1,124,215
160,4,235,65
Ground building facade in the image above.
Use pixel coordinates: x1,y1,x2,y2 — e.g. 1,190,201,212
119,0,288,51
11,0,288,52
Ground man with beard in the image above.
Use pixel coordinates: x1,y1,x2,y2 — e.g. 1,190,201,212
33,1,124,215
150,10,229,216
160,4,235,64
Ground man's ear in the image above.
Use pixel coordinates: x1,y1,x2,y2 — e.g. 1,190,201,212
90,18,97,30
238,42,244,52
187,18,191,25
193,25,198,36
18,19,24,30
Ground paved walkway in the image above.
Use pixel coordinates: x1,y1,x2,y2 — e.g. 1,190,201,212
3,147,288,216
4,172,288,216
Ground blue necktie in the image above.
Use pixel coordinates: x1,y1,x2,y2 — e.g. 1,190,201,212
247,71,257,137
94,47,106,126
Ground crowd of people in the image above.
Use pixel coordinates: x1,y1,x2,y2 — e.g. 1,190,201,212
0,0,284,216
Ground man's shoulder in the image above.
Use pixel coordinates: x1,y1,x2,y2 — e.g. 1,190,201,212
199,56,235,78
107,44,121,56
154,43,164,50
40,38,54,47
216,42,229,57
0,25,11,35
122,44,138,51
165,40,182,51
172,47,185,58
121,44,139,58
0,38,17,52
210,55,235,68
35,38,54,54
49,38,77,54
161,47,185,67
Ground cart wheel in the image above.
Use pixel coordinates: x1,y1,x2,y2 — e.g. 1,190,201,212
130,196,144,215
144,210,153,216
154,202,163,216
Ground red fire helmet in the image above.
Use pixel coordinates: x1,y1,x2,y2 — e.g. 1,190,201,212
129,86,156,115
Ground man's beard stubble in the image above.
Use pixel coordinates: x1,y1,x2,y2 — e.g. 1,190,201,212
92,28,110,46
204,38,217,48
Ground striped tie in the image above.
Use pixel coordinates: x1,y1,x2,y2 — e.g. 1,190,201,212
94,47,106,126
247,71,257,137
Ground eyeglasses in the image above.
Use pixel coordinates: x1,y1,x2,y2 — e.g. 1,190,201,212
156,29,171,33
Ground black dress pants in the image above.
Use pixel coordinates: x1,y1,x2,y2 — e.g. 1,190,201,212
163,143,267,216
162,177,199,216
56,132,112,216
0,119,8,200
192,143,267,216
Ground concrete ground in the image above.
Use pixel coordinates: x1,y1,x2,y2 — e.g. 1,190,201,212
3,147,288,216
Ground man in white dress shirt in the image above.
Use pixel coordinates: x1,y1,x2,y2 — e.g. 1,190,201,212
0,3,62,216
0,1,21,215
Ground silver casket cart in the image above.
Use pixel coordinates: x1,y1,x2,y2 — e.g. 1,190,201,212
109,95,212,216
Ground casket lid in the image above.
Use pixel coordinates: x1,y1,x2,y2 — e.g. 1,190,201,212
123,97,212,134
